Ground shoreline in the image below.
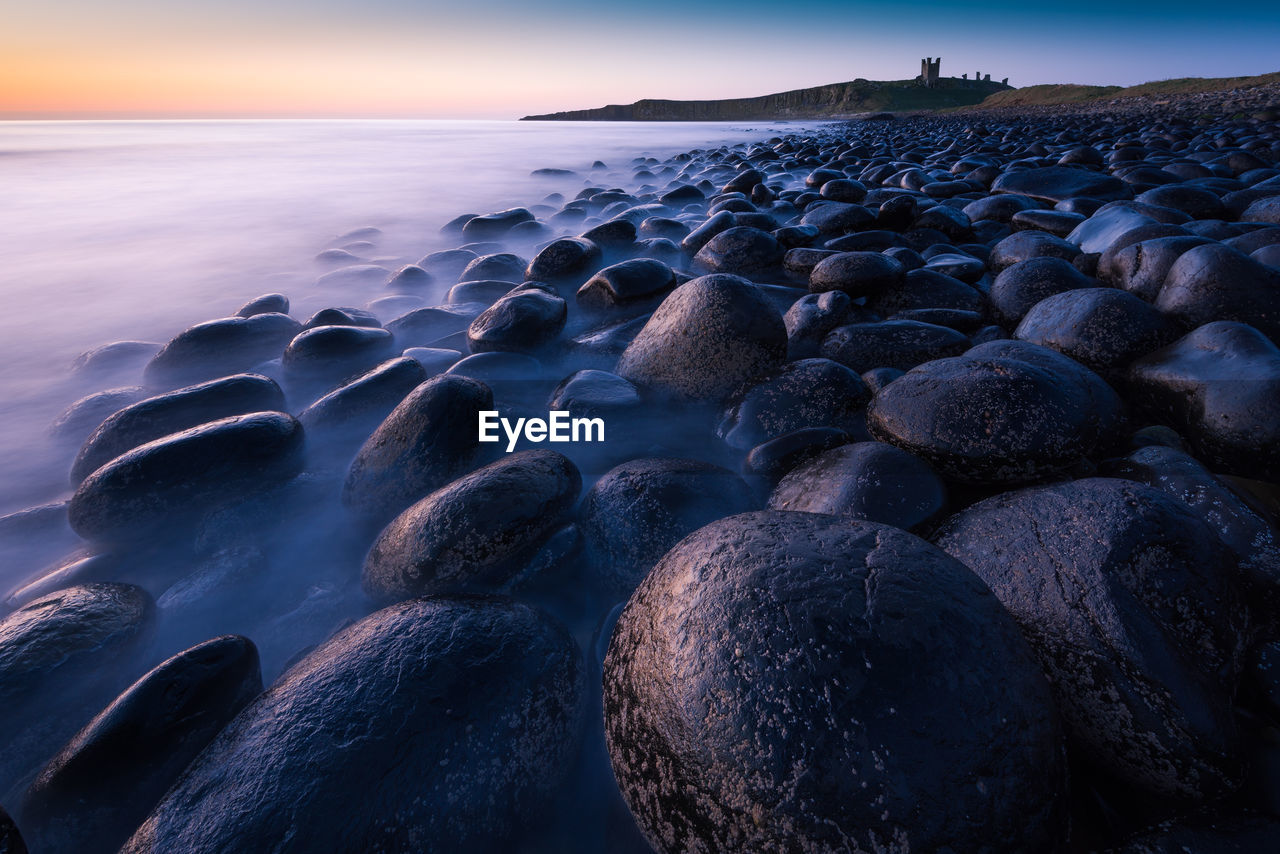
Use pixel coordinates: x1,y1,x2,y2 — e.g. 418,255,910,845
0,96,1278,851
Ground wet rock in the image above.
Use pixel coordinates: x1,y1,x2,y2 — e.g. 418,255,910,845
800,200,874,235
385,304,481,347
1242,194,1280,225
461,207,534,241
990,256,1095,325
298,357,427,446
741,427,855,481
20,635,262,854
236,293,288,318
384,265,433,293
868,340,1121,485
69,413,304,544
580,458,753,598
991,165,1129,203
989,230,1082,272
1099,235,1214,302
121,597,584,854
50,387,147,444
820,319,968,373
526,237,604,284
1137,185,1228,221
679,210,735,254
717,358,869,449
144,314,301,388
808,251,905,297
0,584,154,804
418,248,476,281
467,289,567,355
546,370,642,418
605,511,1067,853
71,341,161,377
72,374,285,484
301,307,380,331
1155,243,1280,342
1106,444,1280,611
784,284,855,346
581,219,637,251
343,375,493,524
362,450,580,602
868,267,983,316
935,478,1249,801
692,227,783,277
459,252,528,284
1128,321,1280,481
616,274,786,403
1010,209,1085,237
281,325,397,393
768,441,946,532
1015,287,1179,378
1065,204,1161,254
576,259,677,314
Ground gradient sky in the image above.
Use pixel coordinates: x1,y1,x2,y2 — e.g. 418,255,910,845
3,0,1278,119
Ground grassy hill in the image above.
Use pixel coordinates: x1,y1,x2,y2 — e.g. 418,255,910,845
520,77,1011,121
975,71,1280,109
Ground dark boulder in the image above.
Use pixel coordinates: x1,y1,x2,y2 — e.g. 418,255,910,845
20,635,262,854
1106,444,1280,613
466,289,567,355
235,293,288,318
362,450,581,603
526,237,603,284
768,441,946,532
461,207,534,241
717,358,869,449
989,230,1082,272
121,597,584,854
1099,235,1214,302
459,252,528,284
1128,321,1280,481
616,274,786,403
69,413,304,544
0,584,154,805
990,256,1094,326
50,387,148,444
604,511,1067,853
820,319,969,373
72,374,285,484
808,251,905,297
692,227,783,277
1015,287,1180,378
576,259,677,314
282,325,396,392
343,375,493,523
579,458,753,598
991,165,1129,203
1155,243,1280,342
868,340,1122,485
298,357,427,445
935,478,1250,801
144,313,301,388
782,290,853,358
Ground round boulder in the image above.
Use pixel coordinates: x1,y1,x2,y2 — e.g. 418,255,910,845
604,511,1067,853
935,478,1250,801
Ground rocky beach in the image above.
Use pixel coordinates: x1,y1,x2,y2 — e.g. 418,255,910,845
2,80,1280,853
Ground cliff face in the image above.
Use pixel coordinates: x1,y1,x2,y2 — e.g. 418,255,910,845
521,77,1013,121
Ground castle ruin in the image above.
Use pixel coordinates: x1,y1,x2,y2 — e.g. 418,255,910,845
920,57,941,88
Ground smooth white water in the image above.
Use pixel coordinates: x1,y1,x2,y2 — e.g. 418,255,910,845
0,119,814,520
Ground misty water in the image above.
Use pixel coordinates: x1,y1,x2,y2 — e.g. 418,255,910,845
0,119,812,521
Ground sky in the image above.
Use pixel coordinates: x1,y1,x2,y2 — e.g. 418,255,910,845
2,0,1278,119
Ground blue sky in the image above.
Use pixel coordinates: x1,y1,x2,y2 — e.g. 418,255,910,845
3,0,1278,117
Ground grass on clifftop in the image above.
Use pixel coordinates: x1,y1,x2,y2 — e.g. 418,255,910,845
975,70,1280,108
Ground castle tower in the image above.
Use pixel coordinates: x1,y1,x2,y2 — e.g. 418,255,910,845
919,57,941,88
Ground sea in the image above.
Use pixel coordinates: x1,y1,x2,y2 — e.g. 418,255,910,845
0,119,819,529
